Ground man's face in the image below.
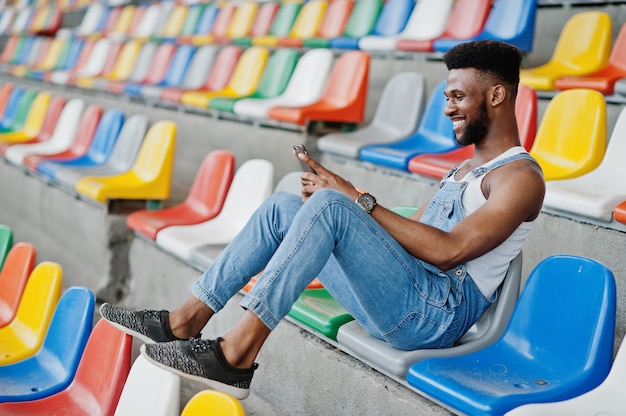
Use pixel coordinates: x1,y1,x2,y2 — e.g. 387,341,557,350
444,68,491,146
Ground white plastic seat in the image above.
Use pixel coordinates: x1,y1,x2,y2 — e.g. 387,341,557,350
113,355,180,416
542,105,626,222
336,253,522,378
50,38,111,85
10,7,32,34
233,48,333,119
0,8,16,35
129,3,162,39
74,3,106,38
5,99,85,166
317,72,426,159
156,159,274,261
358,0,453,51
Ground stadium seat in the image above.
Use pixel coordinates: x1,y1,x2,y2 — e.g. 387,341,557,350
152,3,188,42
396,0,490,53
287,288,353,341
555,22,626,95
215,0,259,44
127,149,235,240
74,120,177,204
177,3,219,44
0,86,25,132
25,37,74,80
359,0,452,52
277,0,328,48
181,46,269,108
87,39,142,90
504,335,626,415
181,390,245,416
0,286,95,403
22,104,102,171
54,114,148,191
171,4,205,43
0,91,50,144
268,50,370,125
406,255,616,416
0,224,12,269
113,355,180,416
37,108,124,181
42,38,95,83
615,201,626,224
127,2,162,41
529,89,606,180
0,261,62,365
434,0,537,53
359,80,456,171
0,83,13,122
107,4,137,41
210,48,298,113
139,44,197,100
115,43,177,96
232,1,279,46
317,71,425,159
337,253,522,378
251,2,301,46
189,2,236,45
0,243,36,328
542,105,626,222
0,320,132,416
233,48,333,120
50,37,111,85
302,0,353,49
520,11,611,91
0,87,37,134
155,159,273,262
5,98,86,166
408,84,538,179
99,41,157,92
160,45,241,104
0,36,20,65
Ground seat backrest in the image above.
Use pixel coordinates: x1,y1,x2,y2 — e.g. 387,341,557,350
548,11,611,72
100,6,121,36
253,48,298,99
0,243,36,327
46,98,86,148
371,0,413,37
248,1,279,37
77,37,111,77
223,46,268,94
64,105,103,156
131,120,177,182
0,8,15,35
75,3,104,36
179,4,204,37
130,2,160,38
0,83,13,120
181,45,218,90
277,48,334,102
0,86,25,128
415,80,455,145
480,0,537,51
607,22,626,71
20,91,51,137
181,390,245,416
209,3,236,39
316,0,353,39
287,0,328,39
0,35,19,63
320,51,370,108
85,108,124,163
0,224,13,269
49,37,72,71
106,114,149,173
107,39,141,81
65,39,94,74
225,1,258,39
371,72,425,138
125,41,157,83
400,0,452,40
186,149,235,216
34,95,66,143
529,89,606,180
142,42,177,85
152,2,175,37
202,45,242,92
267,2,301,37
109,4,136,37
342,0,384,38
516,84,537,151
194,3,219,36
158,3,187,38
162,44,195,87
502,255,615,379
10,88,39,132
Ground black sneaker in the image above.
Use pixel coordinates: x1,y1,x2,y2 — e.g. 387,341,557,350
140,337,257,400
99,303,199,344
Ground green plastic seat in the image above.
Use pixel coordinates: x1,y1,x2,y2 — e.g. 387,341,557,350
327,0,383,49
0,89,37,134
210,48,298,113
251,2,301,46
179,4,206,39
0,224,13,269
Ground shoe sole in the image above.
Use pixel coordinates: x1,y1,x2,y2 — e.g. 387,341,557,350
139,344,250,400
99,304,157,344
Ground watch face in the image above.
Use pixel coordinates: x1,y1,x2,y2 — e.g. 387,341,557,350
358,193,376,213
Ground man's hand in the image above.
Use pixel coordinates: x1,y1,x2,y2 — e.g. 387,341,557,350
295,151,361,203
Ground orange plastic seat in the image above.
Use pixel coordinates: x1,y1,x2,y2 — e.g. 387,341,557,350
408,85,538,179
243,275,323,293
127,149,235,240
75,120,177,204
267,51,370,125
0,320,132,416
0,243,36,328
555,22,626,95
614,201,626,224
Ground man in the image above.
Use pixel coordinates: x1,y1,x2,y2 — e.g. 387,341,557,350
101,40,545,400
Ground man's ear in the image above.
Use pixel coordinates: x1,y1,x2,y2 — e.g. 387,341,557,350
489,84,506,107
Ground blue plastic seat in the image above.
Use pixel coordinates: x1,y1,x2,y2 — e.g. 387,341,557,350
133,44,195,99
359,80,456,171
0,86,25,133
189,4,219,39
406,255,616,416
36,109,125,181
0,286,95,403
433,0,537,53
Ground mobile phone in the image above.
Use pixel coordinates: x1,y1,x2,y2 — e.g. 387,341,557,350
293,144,316,174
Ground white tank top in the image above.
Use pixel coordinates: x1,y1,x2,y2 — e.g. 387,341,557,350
448,146,537,298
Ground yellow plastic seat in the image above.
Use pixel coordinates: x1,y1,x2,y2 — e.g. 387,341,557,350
29,36,65,73
529,89,606,181
278,0,328,47
181,390,245,416
520,11,612,91
0,91,50,143
108,4,137,39
155,4,188,40
223,1,258,42
96,39,142,84
75,121,177,204
0,261,63,365
181,46,269,108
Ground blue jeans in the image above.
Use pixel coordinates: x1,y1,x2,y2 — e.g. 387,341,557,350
192,190,491,350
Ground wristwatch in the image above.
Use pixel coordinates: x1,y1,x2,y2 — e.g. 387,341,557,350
355,192,377,214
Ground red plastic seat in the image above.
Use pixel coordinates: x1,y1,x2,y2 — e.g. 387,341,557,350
408,85,537,179
0,243,36,328
0,95,66,156
555,22,626,95
126,149,236,240
268,51,370,125
0,320,133,416
614,201,626,224
396,0,490,52
160,45,242,103
22,104,102,171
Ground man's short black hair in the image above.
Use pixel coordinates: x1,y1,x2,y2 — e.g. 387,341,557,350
443,40,522,89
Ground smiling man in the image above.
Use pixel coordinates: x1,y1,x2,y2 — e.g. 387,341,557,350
100,40,545,400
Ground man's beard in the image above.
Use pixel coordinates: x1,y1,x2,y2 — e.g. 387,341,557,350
456,100,489,146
